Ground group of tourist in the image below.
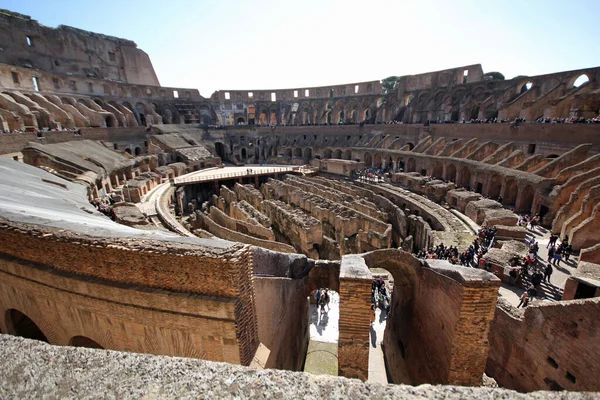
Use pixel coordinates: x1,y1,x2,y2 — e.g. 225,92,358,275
546,233,573,267
0,127,80,135
314,288,331,314
415,226,497,269
353,167,389,183
370,278,390,324
517,214,542,230
536,116,600,124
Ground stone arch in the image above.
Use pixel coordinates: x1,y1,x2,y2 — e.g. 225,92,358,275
241,148,247,160
294,148,303,157
215,142,226,159
284,148,292,158
518,81,534,95
431,162,443,179
517,185,535,213
237,117,246,125
503,178,518,206
344,150,352,160
303,147,312,163
374,153,382,168
135,102,148,126
406,142,415,151
134,147,142,156
396,157,405,171
487,174,502,199
333,149,342,159
69,335,104,349
445,164,457,182
364,152,373,167
5,309,49,343
324,148,333,159
406,158,416,173
459,166,471,188
569,73,590,89
124,148,132,155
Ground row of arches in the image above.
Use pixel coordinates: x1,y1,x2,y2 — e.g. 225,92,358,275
360,151,539,214
4,308,103,349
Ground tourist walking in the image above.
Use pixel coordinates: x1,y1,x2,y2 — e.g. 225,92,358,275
544,263,553,284
517,292,530,308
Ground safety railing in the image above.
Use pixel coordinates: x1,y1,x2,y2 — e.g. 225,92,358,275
172,165,316,185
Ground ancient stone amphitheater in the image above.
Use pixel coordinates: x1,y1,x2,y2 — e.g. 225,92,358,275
0,8,599,399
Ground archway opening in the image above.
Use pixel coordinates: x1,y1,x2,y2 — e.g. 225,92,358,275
241,148,247,160
406,158,416,173
215,142,225,159
374,154,382,168
518,185,534,213
69,336,103,349
364,153,372,166
344,149,352,160
294,148,303,158
134,147,142,156
333,149,342,159
125,148,132,155
237,117,246,125
432,162,443,179
504,179,518,206
303,147,312,163
520,82,533,95
5,309,48,342
338,111,345,124
445,164,456,182
573,74,590,88
284,148,292,158
105,116,113,127
459,166,471,188
406,142,415,151
324,149,333,159
487,175,502,200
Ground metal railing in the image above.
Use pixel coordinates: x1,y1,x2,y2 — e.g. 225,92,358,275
172,165,317,185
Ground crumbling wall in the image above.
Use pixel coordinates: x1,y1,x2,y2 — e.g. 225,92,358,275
486,298,600,392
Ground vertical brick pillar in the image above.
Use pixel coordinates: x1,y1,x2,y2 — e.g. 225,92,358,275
449,281,500,385
338,255,372,381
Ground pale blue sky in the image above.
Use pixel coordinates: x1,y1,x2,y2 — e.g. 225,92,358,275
1,0,598,97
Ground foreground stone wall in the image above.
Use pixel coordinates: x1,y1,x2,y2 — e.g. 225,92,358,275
487,298,600,392
1,335,591,400
253,277,309,370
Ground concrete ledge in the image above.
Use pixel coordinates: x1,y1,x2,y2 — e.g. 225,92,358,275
0,335,593,399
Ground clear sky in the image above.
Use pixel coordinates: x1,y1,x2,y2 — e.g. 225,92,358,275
1,0,599,97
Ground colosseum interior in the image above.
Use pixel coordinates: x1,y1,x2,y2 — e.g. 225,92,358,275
0,7,599,398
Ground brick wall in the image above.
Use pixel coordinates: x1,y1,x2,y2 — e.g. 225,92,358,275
486,298,600,392
0,222,259,366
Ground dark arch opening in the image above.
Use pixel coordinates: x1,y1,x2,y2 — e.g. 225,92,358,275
303,147,312,163
134,147,142,156
69,335,103,349
406,142,415,151
105,116,113,128
124,148,132,155
241,148,247,160
5,309,48,342
215,142,225,159
520,82,533,95
237,117,245,125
